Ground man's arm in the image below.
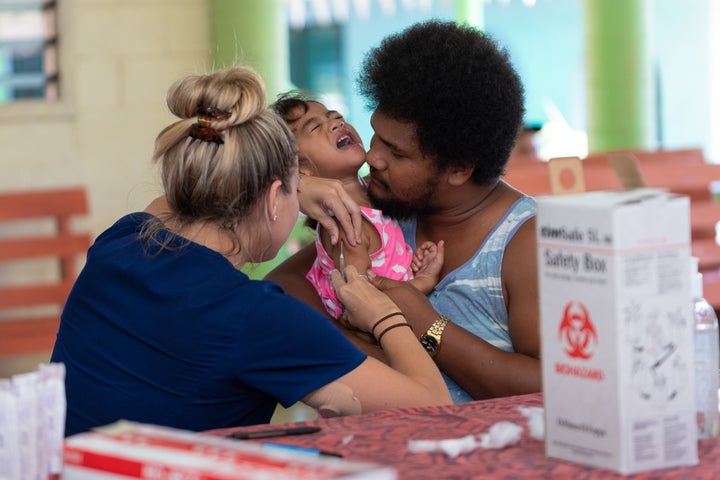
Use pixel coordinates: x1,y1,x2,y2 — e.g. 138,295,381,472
440,218,540,398
502,218,541,364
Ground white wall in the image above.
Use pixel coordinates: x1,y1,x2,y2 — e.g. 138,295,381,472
708,0,720,164
654,0,715,160
0,0,212,238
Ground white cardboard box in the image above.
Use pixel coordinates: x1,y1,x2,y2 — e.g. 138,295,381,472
62,421,396,480
537,189,698,474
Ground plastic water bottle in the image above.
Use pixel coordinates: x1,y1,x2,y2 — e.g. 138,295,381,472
691,257,719,439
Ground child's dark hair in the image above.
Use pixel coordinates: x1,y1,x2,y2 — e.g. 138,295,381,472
271,90,317,126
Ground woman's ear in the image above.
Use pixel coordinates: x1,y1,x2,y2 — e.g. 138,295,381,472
266,179,282,221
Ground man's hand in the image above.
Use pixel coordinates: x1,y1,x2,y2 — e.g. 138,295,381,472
297,175,363,246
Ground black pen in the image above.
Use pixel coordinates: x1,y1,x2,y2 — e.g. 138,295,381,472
228,425,321,440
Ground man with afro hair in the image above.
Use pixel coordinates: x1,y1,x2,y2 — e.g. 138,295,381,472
267,20,540,403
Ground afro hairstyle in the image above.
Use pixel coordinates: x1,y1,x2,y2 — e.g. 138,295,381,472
357,20,525,185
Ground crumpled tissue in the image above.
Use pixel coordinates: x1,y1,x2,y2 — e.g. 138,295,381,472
407,421,523,458
517,405,545,440
406,406,545,458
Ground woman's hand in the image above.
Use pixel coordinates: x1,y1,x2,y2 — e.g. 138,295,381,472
366,271,438,334
331,265,401,333
297,175,363,246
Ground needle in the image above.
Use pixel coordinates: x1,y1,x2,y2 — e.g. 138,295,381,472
339,242,346,280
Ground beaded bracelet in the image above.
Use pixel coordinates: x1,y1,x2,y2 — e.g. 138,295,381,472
376,322,414,347
370,311,405,338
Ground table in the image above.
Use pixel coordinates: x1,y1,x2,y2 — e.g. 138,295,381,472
210,393,720,479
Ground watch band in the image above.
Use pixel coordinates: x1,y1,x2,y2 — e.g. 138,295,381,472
420,315,450,357
427,315,449,338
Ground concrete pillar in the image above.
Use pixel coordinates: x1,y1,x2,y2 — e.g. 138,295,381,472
210,0,290,99
585,0,655,152
456,0,484,28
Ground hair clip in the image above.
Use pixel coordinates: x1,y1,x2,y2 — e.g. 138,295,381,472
189,106,231,144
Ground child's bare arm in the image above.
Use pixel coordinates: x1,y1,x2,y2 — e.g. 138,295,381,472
322,223,373,278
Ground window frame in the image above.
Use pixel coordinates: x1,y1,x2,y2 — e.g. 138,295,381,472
0,0,73,121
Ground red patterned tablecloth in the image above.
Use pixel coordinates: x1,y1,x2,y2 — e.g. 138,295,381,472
210,393,719,479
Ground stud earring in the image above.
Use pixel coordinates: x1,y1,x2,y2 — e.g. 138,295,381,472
272,215,278,222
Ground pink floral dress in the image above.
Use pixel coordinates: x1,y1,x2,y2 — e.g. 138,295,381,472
306,206,414,318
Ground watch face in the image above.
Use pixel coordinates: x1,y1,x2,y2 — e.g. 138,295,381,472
420,335,439,354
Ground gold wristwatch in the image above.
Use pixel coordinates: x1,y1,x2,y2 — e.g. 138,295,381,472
419,315,450,357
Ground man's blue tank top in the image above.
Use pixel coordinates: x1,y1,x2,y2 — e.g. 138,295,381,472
401,196,537,403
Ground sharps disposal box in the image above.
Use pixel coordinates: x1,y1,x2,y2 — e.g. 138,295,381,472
537,188,698,474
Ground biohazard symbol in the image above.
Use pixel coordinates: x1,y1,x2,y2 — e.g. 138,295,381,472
558,301,597,360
